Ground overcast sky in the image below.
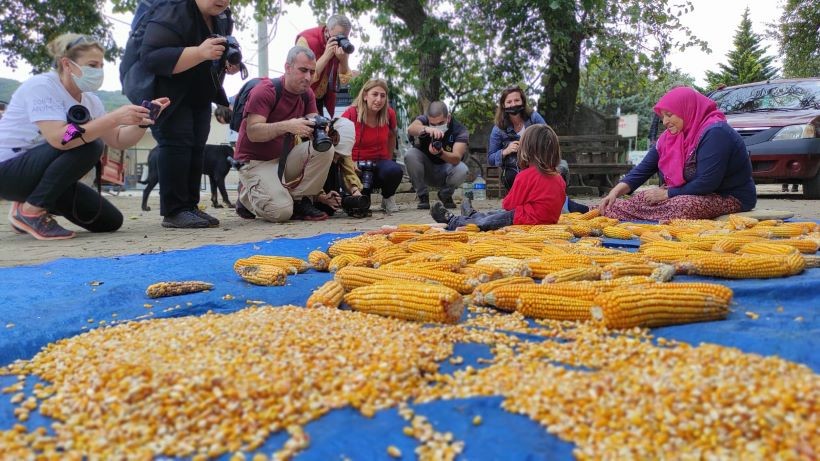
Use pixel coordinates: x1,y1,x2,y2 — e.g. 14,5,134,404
0,0,784,98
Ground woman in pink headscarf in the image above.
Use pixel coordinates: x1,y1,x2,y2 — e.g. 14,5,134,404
598,87,756,221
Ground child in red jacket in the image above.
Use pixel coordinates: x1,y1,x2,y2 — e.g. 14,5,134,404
431,124,566,231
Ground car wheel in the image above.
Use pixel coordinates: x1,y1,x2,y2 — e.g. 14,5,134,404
804,172,820,199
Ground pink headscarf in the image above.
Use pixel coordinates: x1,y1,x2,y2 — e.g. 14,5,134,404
654,87,726,187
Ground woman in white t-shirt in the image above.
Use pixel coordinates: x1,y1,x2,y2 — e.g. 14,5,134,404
0,33,169,240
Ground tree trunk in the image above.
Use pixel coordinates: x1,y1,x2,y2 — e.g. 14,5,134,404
539,33,583,135
384,0,443,113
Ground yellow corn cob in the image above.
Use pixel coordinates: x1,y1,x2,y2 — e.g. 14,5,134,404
591,286,731,329
525,256,593,279
408,231,470,243
577,208,601,220
327,240,375,258
602,226,635,240
472,276,535,306
588,216,620,228
481,283,541,311
370,247,411,266
601,262,659,280
397,224,433,232
677,253,806,279
236,265,287,286
334,266,429,291
145,281,213,298
639,231,672,243
628,282,734,303
541,244,570,255
308,250,331,271
305,280,345,309
470,243,541,259
650,265,676,282
755,219,782,227
772,238,819,254
388,231,422,244
737,242,799,256
535,277,656,301
568,223,595,237
515,293,594,321
344,281,464,324
725,214,759,230
387,267,479,294
462,223,480,232
711,236,767,253
392,261,464,273
235,255,309,274
769,224,808,238
475,256,532,277
576,237,604,247
542,266,603,283
328,254,370,272
234,257,295,275
459,264,504,283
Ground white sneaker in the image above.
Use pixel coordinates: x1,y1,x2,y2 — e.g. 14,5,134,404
381,196,399,213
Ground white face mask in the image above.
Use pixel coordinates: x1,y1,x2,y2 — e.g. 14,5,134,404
69,60,104,92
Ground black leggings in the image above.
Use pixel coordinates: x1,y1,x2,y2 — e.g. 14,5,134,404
0,140,123,232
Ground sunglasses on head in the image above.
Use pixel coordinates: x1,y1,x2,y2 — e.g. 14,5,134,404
66,35,95,51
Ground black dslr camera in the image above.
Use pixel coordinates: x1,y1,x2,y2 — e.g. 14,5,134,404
502,132,520,169
357,160,376,194
334,34,355,54
210,35,246,78
341,194,371,218
307,116,333,152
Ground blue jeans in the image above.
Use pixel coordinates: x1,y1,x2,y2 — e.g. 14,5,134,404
447,209,514,231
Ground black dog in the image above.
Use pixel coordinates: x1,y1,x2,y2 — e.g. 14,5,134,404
139,144,235,211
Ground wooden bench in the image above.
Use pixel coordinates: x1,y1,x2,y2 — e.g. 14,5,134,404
560,135,632,196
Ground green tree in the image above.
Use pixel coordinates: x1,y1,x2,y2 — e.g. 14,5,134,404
463,0,707,134
705,7,777,90
0,0,119,72
772,0,820,78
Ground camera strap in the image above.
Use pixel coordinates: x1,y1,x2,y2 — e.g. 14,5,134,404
71,161,104,226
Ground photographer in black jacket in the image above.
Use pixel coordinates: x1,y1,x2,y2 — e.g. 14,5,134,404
128,0,241,228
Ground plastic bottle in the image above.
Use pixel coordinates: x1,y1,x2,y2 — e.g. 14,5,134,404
473,173,487,201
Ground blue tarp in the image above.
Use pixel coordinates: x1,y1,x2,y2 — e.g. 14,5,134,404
0,233,818,459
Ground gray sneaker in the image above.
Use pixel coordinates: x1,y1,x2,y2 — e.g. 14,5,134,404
381,196,399,213
162,210,210,228
9,202,75,240
191,208,220,227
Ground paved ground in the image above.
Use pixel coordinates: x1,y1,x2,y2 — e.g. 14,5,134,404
1,184,817,267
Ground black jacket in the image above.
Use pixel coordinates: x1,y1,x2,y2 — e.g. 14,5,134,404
138,0,232,120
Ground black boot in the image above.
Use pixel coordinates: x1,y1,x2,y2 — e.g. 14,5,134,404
417,194,430,210
430,201,454,224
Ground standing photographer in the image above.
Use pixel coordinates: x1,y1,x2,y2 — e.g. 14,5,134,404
296,14,354,117
233,46,336,222
0,33,167,241
126,0,239,228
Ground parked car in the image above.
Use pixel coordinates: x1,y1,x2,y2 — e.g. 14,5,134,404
709,78,820,199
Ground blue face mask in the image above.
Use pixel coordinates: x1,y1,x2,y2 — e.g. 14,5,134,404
69,60,104,92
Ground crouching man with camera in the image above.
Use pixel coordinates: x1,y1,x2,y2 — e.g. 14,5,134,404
296,14,354,117
233,46,337,222
0,33,168,240
405,101,469,210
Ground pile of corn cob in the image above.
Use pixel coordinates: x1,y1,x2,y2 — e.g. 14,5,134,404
295,215,817,328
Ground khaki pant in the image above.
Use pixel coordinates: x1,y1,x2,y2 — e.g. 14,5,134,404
238,142,335,222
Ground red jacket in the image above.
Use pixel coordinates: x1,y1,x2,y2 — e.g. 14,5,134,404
296,26,338,116
502,167,566,225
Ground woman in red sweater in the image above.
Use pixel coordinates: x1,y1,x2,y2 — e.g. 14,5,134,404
340,79,404,212
431,124,566,231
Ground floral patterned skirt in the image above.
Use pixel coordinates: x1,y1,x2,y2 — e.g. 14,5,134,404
601,191,743,222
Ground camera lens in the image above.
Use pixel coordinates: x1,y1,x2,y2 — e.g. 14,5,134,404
336,35,355,54
432,140,443,150
67,105,91,125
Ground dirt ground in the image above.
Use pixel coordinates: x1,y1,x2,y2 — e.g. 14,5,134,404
1,184,817,267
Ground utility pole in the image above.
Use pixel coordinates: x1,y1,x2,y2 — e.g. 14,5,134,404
257,14,269,77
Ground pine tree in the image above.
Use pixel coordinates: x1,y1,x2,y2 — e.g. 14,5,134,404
705,8,778,89
775,0,820,78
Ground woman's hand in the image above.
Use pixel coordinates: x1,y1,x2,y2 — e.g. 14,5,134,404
598,182,631,214
644,187,669,205
151,97,171,119
198,36,226,61
317,191,342,210
503,141,519,157
110,104,153,127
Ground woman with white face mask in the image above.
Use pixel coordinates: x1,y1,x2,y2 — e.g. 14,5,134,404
0,33,169,241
